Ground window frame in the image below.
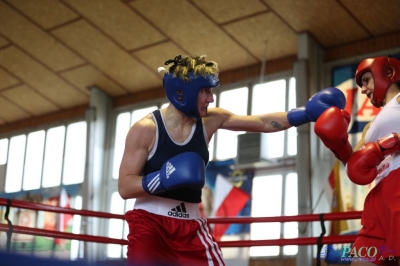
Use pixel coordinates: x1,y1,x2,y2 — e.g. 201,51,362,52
0,117,87,193
251,166,297,258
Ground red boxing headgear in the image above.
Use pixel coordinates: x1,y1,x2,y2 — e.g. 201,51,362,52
355,57,400,107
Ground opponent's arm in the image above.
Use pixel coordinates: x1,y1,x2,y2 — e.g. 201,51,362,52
346,132,400,185
118,117,154,199
313,107,374,165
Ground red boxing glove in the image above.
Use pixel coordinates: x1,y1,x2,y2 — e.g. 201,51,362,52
314,107,353,164
346,133,400,185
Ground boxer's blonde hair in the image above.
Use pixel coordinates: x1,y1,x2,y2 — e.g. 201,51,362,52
166,55,219,82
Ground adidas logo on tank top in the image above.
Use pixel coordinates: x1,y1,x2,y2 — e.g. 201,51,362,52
168,203,189,218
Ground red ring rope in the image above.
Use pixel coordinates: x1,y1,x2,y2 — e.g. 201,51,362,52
0,198,360,248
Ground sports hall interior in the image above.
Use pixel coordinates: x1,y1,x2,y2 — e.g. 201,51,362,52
0,0,400,266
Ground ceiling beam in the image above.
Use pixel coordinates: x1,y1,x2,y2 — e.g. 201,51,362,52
0,104,88,135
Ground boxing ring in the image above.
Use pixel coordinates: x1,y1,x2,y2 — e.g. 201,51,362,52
0,197,360,264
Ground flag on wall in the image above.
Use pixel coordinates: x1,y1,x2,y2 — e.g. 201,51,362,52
212,174,250,240
205,159,253,241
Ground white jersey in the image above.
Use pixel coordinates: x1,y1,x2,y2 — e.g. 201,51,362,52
364,92,400,183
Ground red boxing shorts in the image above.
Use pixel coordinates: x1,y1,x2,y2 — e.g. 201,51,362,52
125,196,225,266
352,167,400,266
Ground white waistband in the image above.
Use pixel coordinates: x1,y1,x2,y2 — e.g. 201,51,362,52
375,154,400,184
133,194,201,220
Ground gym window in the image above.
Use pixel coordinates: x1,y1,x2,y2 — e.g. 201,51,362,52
0,120,87,193
250,172,298,257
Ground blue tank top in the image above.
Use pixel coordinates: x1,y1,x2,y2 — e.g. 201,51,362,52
143,110,209,203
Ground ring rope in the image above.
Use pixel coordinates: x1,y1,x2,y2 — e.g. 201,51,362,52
0,197,360,248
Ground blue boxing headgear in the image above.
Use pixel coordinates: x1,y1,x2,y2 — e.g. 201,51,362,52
163,72,220,118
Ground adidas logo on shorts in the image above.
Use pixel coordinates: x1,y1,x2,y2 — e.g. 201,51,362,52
168,203,189,218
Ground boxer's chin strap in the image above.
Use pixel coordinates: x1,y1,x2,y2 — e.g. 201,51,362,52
316,213,326,266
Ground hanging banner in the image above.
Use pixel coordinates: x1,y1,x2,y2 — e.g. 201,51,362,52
205,159,253,241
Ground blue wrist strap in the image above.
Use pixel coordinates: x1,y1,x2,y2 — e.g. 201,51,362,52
142,171,165,194
287,107,310,127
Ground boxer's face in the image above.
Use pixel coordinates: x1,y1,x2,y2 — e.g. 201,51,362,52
360,72,376,106
197,88,214,117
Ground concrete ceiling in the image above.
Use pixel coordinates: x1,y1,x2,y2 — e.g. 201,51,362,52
1,0,400,133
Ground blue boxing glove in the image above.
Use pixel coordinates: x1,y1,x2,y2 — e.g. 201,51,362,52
142,152,205,194
287,87,346,127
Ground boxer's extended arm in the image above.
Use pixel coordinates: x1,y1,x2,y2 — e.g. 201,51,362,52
118,116,154,200
287,87,346,127
142,152,205,194
314,107,353,164
346,133,400,185
203,107,291,136
203,87,346,136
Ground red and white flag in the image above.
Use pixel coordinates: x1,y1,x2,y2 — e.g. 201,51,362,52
213,174,250,241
